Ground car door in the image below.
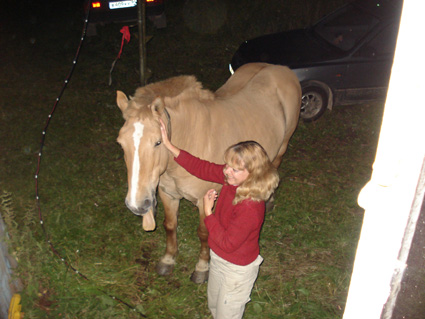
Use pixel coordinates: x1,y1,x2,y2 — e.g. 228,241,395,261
342,22,399,103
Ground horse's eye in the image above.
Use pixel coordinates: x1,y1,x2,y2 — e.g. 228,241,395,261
155,140,162,147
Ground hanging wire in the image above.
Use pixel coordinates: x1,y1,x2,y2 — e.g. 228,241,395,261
34,3,145,317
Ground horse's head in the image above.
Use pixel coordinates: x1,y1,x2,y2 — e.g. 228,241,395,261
116,91,170,231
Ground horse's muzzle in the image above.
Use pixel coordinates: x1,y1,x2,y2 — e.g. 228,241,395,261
125,196,157,216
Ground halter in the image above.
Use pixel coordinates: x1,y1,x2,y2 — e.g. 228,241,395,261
163,107,172,139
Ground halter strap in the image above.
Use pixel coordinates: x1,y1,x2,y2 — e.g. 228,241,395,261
163,107,172,139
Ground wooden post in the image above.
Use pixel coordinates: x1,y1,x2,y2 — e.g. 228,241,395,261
137,0,146,86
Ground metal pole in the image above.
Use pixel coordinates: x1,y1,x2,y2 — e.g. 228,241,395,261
137,0,146,86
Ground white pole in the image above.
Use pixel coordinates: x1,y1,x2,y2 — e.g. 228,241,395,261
343,1,425,318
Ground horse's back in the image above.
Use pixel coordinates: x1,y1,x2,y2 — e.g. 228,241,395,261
216,63,300,99
217,63,300,123
215,63,271,98
179,64,298,165
216,63,300,124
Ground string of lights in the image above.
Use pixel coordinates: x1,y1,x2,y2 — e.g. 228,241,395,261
33,3,145,317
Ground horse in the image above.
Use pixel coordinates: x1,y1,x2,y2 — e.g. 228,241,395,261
115,63,301,283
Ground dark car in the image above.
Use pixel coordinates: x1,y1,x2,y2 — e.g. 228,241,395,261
86,0,166,34
230,0,402,121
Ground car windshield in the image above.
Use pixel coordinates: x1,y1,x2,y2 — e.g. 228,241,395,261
313,4,380,51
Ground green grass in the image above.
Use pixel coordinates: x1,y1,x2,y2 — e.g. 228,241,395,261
0,0,386,318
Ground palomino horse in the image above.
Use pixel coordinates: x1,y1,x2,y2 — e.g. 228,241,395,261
116,63,301,283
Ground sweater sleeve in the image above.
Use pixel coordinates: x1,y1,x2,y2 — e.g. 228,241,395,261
204,200,264,253
175,150,225,184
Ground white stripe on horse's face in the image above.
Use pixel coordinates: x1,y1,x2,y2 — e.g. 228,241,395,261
129,122,144,208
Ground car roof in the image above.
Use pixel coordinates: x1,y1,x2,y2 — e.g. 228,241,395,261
352,0,403,20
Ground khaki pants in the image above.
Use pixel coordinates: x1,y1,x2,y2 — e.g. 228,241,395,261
208,250,263,319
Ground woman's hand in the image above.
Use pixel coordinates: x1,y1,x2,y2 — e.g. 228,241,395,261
203,189,218,217
159,118,180,157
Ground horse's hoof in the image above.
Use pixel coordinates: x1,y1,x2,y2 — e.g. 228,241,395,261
190,270,209,284
156,261,174,276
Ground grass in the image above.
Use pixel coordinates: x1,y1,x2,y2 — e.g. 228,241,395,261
255,103,382,318
0,0,386,318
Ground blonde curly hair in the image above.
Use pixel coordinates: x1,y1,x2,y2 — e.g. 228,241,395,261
223,141,280,205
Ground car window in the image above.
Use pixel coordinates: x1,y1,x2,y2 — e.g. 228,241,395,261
314,4,380,51
361,23,399,57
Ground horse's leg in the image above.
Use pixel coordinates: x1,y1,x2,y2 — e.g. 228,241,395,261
156,188,180,276
190,203,210,284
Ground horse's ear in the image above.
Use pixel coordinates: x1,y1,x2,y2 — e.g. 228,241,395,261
116,91,129,113
151,97,165,116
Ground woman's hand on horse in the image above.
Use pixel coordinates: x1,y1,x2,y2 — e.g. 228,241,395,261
159,119,180,158
203,189,218,216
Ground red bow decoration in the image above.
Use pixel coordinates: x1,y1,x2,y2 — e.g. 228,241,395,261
109,26,131,85
117,26,131,59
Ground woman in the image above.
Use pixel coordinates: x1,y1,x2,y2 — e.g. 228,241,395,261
160,120,279,318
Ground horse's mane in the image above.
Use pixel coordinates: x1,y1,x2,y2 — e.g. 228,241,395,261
133,75,213,106
122,75,214,119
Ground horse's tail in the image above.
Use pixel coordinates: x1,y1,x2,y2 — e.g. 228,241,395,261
271,65,302,168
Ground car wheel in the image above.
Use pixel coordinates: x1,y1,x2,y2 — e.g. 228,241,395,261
300,86,328,122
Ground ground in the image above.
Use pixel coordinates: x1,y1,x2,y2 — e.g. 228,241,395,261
0,0,423,318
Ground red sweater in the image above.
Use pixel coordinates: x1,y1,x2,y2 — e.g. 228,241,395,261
175,150,265,266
